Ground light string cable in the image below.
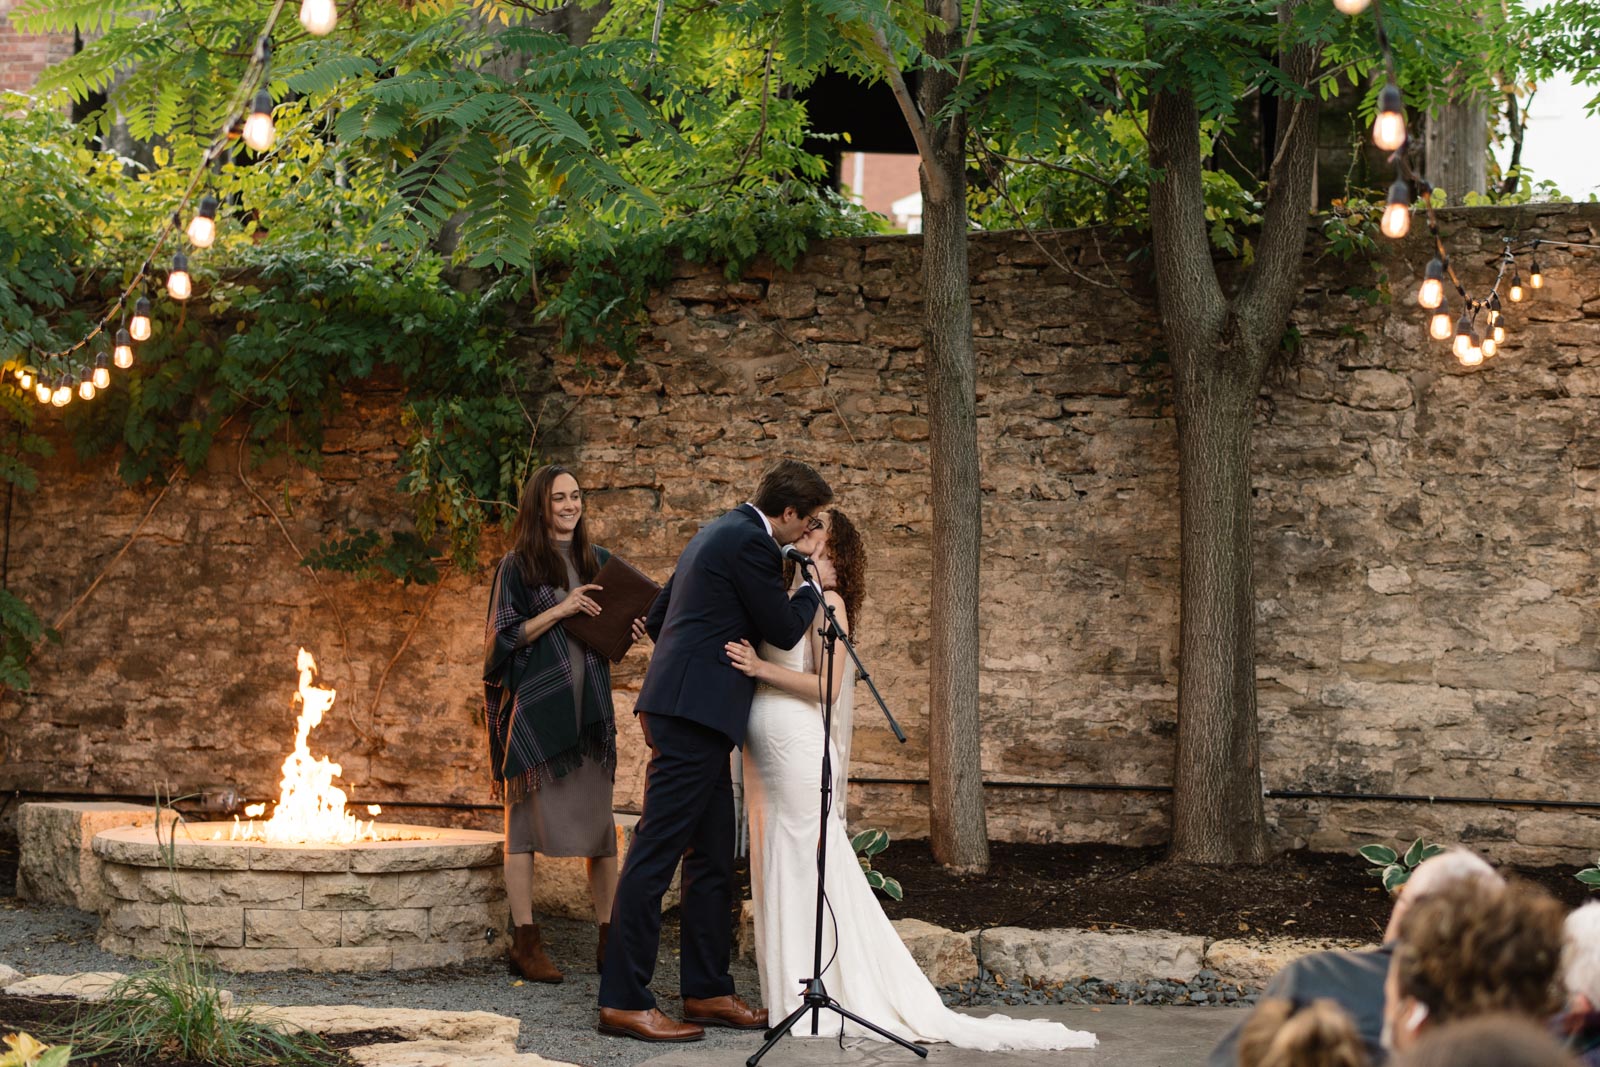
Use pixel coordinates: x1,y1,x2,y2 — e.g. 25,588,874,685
17,0,305,402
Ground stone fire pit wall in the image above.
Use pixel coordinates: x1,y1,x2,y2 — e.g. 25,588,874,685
93,823,509,972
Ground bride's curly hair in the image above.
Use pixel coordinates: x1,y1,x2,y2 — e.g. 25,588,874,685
826,508,866,635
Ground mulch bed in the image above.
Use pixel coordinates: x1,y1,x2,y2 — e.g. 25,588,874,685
0,993,403,1067
872,840,1596,942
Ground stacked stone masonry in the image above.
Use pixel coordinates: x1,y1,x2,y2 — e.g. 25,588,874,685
2,205,1599,865
93,824,508,972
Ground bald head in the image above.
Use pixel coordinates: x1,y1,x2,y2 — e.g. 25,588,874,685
1384,849,1502,943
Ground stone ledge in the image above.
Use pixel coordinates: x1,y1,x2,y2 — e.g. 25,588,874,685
256,1004,521,1047
18,803,178,914
348,1041,573,1067
979,927,1206,983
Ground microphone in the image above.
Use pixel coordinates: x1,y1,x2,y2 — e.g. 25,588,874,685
781,544,813,567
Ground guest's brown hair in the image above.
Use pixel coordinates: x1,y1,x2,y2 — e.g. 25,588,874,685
509,464,599,589
1393,878,1566,1026
1237,998,1369,1067
752,459,832,519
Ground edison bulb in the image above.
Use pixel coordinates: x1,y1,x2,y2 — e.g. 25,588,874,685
93,354,111,389
1417,277,1443,310
78,377,95,401
16,367,33,391
1481,336,1498,358
299,0,338,35
1530,269,1544,289
1458,344,1484,368
1380,200,1411,239
1372,83,1406,152
51,380,71,407
243,90,275,153
1429,311,1453,341
188,197,219,249
168,253,192,301
1332,0,1370,12
113,329,133,370
1493,323,1506,345
34,381,50,404
130,297,152,341
1452,332,1473,360
1510,283,1524,302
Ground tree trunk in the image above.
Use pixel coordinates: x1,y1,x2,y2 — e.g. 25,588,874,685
1424,98,1488,200
1169,352,1270,863
919,0,989,873
1147,0,1319,865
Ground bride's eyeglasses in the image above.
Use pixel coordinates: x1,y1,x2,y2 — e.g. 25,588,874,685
804,516,825,532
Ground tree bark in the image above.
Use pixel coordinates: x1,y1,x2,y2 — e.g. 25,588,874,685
1148,1,1319,865
1424,98,1489,200
919,0,989,873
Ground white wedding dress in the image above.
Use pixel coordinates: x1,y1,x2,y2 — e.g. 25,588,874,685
742,623,1097,1051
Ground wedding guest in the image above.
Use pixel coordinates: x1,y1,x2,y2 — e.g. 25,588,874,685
1237,997,1369,1067
1382,878,1565,1054
484,464,645,983
1389,1015,1579,1067
1210,849,1501,1067
1556,902,1600,1065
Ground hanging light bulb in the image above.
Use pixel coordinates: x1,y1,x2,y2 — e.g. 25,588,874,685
243,89,275,152
299,0,338,35
16,366,34,391
1380,178,1411,239
114,329,134,370
1530,256,1544,289
130,296,153,341
78,364,96,401
1509,270,1524,302
51,373,72,407
1417,257,1446,309
34,377,51,404
1457,342,1484,368
168,253,192,301
1452,311,1476,360
1481,335,1498,358
1332,0,1370,12
188,195,219,249
1493,320,1506,345
1372,82,1407,152
1428,298,1453,341
93,349,112,389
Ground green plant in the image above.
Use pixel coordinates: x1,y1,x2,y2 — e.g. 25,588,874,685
851,827,903,902
0,1032,70,1067
1359,838,1448,893
1578,859,1600,890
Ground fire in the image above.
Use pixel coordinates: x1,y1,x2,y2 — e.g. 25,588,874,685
232,649,378,844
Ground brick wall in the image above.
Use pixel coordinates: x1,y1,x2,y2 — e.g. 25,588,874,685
0,0,74,95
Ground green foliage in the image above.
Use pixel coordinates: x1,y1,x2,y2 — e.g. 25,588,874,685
1579,859,1600,890
303,529,440,585
1358,837,1447,894
852,826,904,901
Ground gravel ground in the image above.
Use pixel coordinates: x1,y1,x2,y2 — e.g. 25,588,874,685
0,897,1255,1066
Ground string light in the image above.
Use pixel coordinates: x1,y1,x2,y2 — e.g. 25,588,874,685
1451,311,1477,361
114,329,134,369
33,378,51,404
1417,257,1445,309
93,350,112,389
51,374,72,407
299,0,338,35
1372,82,1406,152
1380,178,1411,239
1509,269,1524,302
16,366,34,392
77,365,97,401
243,90,276,153
129,296,153,341
1529,243,1544,289
168,253,193,301
1428,303,1453,341
188,195,219,249
1481,335,1497,358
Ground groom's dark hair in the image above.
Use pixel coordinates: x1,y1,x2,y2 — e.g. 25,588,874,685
753,459,832,518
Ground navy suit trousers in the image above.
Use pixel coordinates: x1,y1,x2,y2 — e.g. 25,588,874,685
599,711,737,1010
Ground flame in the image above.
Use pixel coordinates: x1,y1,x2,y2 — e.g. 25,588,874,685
244,803,266,817
248,648,375,844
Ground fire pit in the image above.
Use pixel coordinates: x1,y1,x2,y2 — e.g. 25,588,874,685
93,821,506,972
91,649,507,972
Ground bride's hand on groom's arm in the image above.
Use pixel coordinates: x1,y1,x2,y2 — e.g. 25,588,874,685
724,639,766,681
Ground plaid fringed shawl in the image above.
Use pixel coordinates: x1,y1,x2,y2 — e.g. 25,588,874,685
483,547,617,804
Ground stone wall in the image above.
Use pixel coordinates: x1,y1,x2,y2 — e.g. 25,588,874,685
3,204,1599,865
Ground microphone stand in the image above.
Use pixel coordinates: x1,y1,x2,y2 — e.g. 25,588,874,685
746,561,926,1066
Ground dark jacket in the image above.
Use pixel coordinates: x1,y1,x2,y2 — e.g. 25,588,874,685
637,504,821,745
1208,945,1394,1067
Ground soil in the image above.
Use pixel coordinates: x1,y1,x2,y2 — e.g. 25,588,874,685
0,992,403,1066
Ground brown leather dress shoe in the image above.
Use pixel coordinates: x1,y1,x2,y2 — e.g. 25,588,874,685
597,1007,705,1043
682,994,768,1030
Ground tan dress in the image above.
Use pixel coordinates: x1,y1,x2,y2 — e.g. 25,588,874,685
504,542,617,857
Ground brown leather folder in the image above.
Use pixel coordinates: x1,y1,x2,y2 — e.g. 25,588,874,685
562,554,662,662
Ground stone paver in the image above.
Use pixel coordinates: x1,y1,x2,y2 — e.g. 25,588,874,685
977,928,1206,984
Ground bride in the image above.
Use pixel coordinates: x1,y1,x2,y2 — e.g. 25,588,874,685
724,509,1096,1052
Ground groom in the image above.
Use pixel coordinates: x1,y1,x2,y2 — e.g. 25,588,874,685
598,459,831,1042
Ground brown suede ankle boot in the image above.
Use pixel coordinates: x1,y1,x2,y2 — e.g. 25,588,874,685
596,921,610,974
508,922,563,983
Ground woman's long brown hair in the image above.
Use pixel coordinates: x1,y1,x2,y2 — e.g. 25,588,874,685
825,508,866,635
508,464,599,589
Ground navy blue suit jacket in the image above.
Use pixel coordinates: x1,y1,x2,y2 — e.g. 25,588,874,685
637,504,822,746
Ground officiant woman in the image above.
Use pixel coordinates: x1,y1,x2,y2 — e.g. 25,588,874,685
483,464,646,984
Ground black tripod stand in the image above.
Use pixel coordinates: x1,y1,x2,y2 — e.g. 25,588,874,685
746,569,928,1066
